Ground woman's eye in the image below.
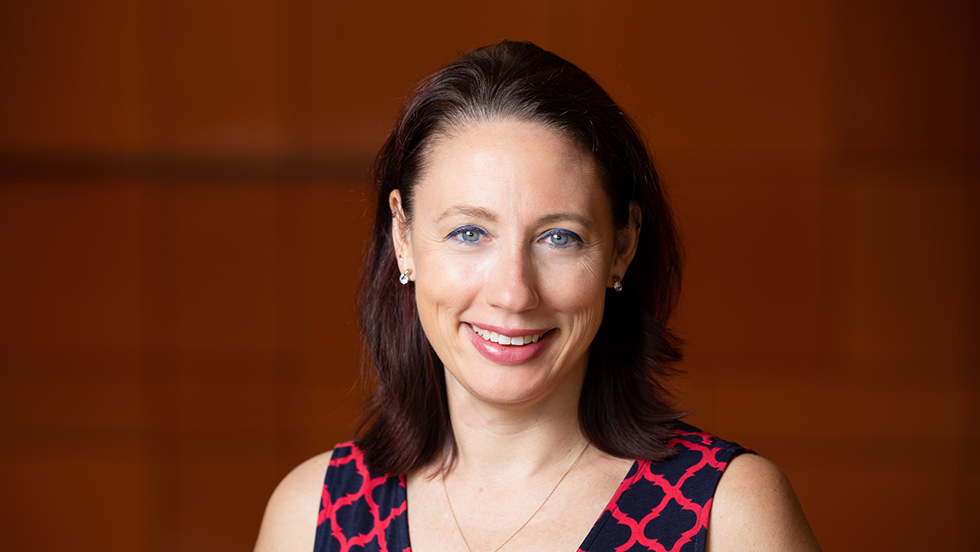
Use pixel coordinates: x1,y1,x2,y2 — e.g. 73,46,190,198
541,230,581,248
447,226,485,243
548,232,569,246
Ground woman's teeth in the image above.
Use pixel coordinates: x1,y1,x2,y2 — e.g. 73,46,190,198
470,324,541,346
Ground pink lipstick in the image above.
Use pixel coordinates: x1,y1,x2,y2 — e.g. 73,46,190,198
466,323,551,365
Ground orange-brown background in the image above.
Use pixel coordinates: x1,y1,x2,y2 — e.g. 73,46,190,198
1,1,977,551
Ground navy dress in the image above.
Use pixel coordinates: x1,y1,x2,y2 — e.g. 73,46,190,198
313,422,750,552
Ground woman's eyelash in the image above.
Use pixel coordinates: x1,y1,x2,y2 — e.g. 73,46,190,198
540,229,583,247
446,226,487,243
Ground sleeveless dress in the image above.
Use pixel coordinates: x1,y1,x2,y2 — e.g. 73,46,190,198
313,422,750,552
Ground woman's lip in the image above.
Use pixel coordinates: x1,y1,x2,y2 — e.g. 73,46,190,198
463,322,550,337
465,324,551,365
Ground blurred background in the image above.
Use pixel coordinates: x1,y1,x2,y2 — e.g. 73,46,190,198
0,1,977,550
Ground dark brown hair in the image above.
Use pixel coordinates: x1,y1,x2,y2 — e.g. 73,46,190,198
356,40,683,474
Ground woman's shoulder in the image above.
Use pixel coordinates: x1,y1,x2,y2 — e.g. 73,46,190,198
707,454,822,551
700,439,823,552
253,448,336,552
631,422,820,551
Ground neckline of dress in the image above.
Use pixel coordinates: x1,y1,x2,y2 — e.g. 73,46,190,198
400,459,644,552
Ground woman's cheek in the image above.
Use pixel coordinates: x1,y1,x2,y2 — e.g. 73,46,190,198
417,249,486,304
540,257,607,310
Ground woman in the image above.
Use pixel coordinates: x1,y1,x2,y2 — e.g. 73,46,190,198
255,41,821,552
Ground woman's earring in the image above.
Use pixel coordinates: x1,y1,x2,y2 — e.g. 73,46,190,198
612,276,623,293
399,268,412,285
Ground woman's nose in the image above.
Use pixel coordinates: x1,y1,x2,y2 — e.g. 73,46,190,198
485,246,539,313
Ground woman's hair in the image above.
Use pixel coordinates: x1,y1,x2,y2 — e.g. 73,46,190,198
356,40,684,474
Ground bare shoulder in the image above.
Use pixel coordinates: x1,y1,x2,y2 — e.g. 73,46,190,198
253,450,333,552
706,454,822,552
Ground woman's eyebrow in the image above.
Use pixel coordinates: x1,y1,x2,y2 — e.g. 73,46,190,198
536,212,593,228
436,207,593,228
437,205,497,222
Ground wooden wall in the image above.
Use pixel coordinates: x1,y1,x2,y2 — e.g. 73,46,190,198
1,1,977,550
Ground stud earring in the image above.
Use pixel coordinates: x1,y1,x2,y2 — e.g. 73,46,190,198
399,268,412,285
612,276,623,292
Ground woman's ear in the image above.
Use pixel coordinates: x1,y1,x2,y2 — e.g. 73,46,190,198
610,201,641,287
389,190,414,276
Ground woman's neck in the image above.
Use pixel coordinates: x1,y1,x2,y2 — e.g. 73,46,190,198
438,366,590,481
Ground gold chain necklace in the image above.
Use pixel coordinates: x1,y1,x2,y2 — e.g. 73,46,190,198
442,442,590,552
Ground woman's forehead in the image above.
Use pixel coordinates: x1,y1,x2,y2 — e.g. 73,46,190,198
412,119,610,225
422,120,595,186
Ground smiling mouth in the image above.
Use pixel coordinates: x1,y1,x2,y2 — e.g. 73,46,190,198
470,324,543,346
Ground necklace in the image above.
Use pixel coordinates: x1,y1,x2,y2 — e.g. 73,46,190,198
442,442,590,552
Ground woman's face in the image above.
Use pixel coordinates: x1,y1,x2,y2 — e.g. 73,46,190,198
391,119,638,409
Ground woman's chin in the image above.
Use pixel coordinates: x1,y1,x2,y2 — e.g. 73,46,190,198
446,361,576,411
